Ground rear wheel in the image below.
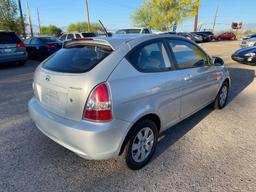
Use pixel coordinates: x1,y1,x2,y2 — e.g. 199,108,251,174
213,81,229,109
123,119,158,170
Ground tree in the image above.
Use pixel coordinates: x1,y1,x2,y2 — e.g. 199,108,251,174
0,0,19,32
67,22,103,33
41,25,62,37
132,0,198,31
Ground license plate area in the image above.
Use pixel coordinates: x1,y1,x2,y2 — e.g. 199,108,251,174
40,85,68,114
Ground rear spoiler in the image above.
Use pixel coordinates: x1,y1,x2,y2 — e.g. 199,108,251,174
63,38,114,50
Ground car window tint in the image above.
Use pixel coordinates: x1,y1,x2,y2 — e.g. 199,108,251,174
75,34,81,38
41,37,58,43
81,32,96,37
168,40,207,69
143,29,150,34
127,41,172,72
42,44,113,73
60,35,66,41
67,34,74,40
0,32,21,44
30,38,42,45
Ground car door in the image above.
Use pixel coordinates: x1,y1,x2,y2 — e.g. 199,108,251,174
167,39,219,118
118,39,182,130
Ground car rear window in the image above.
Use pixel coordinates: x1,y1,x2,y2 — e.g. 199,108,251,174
0,32,21,44
42,44,113,73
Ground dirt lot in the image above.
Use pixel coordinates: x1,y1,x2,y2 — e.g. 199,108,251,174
0,41,256,192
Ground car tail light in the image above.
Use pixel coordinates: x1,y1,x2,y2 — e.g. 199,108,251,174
83,83,112,121
16,42,25,48
45,44,55,49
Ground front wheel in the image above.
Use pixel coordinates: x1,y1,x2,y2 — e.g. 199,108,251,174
123,119,158,170
213,82,229,109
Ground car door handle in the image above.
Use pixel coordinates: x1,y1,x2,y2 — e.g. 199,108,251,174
184,74,192,81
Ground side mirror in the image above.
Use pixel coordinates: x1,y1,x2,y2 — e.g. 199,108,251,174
213,56,224,66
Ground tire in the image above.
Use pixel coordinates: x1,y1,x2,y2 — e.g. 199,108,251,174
213,81,229,109
123,119,158,170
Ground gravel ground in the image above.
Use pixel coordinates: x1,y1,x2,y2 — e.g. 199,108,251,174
0,41,256,192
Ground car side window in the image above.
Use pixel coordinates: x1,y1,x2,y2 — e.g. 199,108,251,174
67,34,74,40
168,40,208,69
60,34,66,41
75,34,81,38
30,38,41,45
127,41,172,72
143,29,150,34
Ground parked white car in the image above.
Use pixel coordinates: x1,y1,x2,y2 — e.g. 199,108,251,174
59,32,97,42
241,37,256,48
115,27,152,34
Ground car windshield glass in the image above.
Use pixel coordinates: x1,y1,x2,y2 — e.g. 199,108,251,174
0,32,21,44
40,37,59,43
116,29,141,34
42,44,113,73
81,33,97,37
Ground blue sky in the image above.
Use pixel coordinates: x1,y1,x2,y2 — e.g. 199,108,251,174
20,0,256,32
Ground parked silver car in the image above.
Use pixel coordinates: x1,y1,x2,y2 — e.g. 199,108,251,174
0,31,27,65
241,37,256,48
29,34,230,169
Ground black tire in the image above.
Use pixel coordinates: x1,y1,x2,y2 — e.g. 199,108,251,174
123,119,158,170
213,81,229,109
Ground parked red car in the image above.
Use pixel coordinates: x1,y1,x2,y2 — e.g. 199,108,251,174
215,32,236,40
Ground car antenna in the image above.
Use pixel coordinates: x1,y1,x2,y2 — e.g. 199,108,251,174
99,20,111,37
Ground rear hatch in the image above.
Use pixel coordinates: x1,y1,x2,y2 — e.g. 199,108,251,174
0,32,25,56
33,40,113,121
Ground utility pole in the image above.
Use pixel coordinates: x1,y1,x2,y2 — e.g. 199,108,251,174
193,0,199,32
212,6,219,32
37,8,41,35
26,0,33,37
85,0,91,32
17,0,26,38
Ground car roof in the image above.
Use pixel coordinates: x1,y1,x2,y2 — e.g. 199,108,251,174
94,34,185,49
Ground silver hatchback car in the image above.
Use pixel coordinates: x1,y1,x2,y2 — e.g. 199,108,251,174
29,34,230,169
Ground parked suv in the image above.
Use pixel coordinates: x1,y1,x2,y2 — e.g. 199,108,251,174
29,34,230,170
0,31,27,65
59,32,97,42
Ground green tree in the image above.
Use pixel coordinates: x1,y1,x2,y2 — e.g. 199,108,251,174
67,22,103,33
132,0,198,31
40,25,62,37
0,0,19,32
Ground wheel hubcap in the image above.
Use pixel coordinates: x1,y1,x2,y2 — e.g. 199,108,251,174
219,85,228,107
131,127,154,163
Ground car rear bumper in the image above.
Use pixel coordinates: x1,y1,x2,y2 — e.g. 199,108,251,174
28,97,130,160
0,53,27,64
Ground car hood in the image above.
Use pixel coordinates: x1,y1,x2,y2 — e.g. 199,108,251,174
233,46,256,56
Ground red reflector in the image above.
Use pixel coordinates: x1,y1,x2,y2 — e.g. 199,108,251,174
16,42,25,48
83,83,112,121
